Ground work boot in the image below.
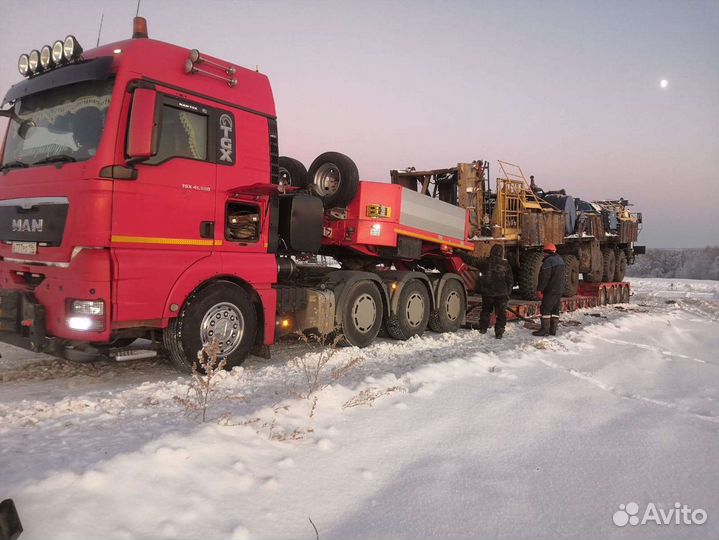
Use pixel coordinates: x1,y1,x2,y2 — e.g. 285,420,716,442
478,323,488,334
549,317,559,336
495,328,504,339
532,317,550,336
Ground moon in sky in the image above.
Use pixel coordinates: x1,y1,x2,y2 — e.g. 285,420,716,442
660,79,668,88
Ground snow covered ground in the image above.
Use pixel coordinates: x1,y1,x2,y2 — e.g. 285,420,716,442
1,278,717,540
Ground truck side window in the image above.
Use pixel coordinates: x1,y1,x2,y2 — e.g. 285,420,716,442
146,104,208,165
226,202,260,243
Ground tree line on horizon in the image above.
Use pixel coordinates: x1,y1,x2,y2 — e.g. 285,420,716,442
626,247,719,281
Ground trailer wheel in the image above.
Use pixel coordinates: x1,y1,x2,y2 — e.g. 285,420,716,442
518,251,544,300
164,281,257,373
599,287,608,306
620,285,630,303
601,249,616,282
614,250,627,282
386,279,431,340
307,151,359,208
429,279,466,333
339,280,383,347
277,156,308,187
562,254,580,297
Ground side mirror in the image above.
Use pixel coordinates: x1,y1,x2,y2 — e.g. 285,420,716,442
0,108,36,140
127,88,158,161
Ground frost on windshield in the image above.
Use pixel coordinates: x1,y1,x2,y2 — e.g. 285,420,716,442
1,79,113,167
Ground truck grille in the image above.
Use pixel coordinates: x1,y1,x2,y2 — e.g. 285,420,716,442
0,197,69,246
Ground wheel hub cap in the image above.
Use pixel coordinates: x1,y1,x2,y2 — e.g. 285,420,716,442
313,163,341,196
200,302,244,357
352,293,376,333
406,292,425,327
445,291,461,321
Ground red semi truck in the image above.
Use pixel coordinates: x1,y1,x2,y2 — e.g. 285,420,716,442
0,21,635,371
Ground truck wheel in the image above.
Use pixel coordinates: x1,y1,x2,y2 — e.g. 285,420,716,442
562,254,580,297
601,249,616,282
429,279,465,333
277,156,308,187
386,279,431,340
518,251,544,300
164,281,257,373
614,250,627,282
307,151,359,208
339,280,383,347
599,288,608,306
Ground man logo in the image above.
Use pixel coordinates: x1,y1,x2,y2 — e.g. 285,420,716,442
219,113,234,163
12,218,44,233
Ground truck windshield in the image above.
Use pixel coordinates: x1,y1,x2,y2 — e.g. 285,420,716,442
1,78,113,168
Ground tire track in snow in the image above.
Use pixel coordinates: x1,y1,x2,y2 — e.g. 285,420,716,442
532,352,719,425
591,335,707,364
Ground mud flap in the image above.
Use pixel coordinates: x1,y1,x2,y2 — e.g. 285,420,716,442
0,291,52,354
21,294,46,352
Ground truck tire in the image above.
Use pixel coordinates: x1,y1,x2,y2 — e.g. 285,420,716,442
339,280,383,347
164,281,257,373
307,151,359,208
518,251,544,300
601,249,616,282
386,279,431,340
619,285,630,303
277,156,308,187
562,254,580,297
614,250,627,282
429,279,465,333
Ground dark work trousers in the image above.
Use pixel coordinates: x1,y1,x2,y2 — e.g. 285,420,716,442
540,293,562,319
480,295,508,331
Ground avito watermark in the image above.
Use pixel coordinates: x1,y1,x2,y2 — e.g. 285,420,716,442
613,502,707,527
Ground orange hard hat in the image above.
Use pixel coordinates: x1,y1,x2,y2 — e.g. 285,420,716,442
544,243,557,253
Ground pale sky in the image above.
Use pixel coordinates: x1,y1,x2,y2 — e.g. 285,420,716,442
1,0,717,248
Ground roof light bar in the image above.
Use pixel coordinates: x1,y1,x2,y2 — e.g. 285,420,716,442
17,35,84,78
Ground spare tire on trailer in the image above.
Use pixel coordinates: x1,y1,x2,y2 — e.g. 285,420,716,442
306,151,359,208
518,251,544,300
277,156,308,187
562,254,580,297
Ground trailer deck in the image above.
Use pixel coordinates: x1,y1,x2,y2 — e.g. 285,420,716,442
465,282,631,326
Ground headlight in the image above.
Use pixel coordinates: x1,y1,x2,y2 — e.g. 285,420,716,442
28,50,40,74
18,54,30,76
67,316,105,332
70,299,105,316
40,45,52,70
52,40,64,64
63,35,82,60
66,299,105,332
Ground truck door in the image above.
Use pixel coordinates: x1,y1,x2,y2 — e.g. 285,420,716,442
111,88,218,322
